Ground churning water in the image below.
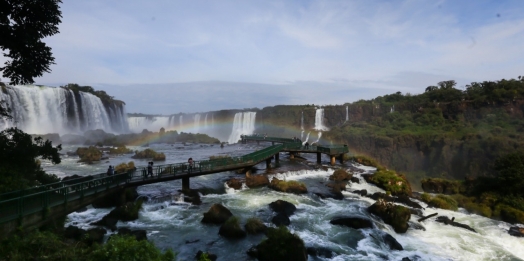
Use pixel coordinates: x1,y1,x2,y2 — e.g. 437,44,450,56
45,143,524,261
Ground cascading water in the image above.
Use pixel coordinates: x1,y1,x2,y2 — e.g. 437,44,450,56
193,114,201,133
390,105,395,113
346,106,349,121
301,111,304,140
313,131,322,144
227,112,256,144
314,107,329,131
179,115,183,127
0,85,128,134
302,131,311,145
127,116,172,133
204,114,208,129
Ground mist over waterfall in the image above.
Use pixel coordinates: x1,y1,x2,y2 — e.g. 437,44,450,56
179,115,183,127
228,112,256,144
128,116,172,133
0,85,128,134
204,114,208,129
314,107,329,131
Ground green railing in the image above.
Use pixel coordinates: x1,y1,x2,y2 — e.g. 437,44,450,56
242,135,300,144
317,145,349,155
0,144,283,225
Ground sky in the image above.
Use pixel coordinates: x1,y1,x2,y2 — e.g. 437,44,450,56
3,0,524,114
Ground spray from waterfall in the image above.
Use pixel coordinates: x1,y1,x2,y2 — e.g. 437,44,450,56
227,112,256,144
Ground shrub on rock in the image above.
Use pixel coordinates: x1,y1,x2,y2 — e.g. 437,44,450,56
244,217,267,234
363,169,412,196
76,146,102,163
132,149,166,161
368,199,411,233
219,216,247,239
201,203,233,224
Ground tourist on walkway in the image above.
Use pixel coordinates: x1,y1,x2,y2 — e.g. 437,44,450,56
188,157,194,173
107,165,114,176
147,162,153,177
305,142,310,149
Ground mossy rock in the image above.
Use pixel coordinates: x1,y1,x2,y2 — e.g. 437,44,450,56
226,178,243,190
252,226,307,261
421,178,463,194
246,175,269,188
219,216,246,239
364,169,412,196
244,217,267,234
329,169,352,181
76,146,102,163
132,148,166,161
201,203,233,224
268,178,307,194
368,200,411,233
115,161,135,174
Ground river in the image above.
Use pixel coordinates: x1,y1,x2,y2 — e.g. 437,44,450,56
42,142,524,261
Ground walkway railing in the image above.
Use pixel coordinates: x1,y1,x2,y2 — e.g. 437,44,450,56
0,144,283,225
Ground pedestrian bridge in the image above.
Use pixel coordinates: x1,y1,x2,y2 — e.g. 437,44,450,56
0,136,348,237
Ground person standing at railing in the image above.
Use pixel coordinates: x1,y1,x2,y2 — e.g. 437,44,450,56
107,165,114,176
147,162,153,177
188,158,194,173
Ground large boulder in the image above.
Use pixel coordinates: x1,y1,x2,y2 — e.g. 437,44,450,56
219,216,247,239
382,233,403,251
246,174,269,188
201,203,233,224
272,212,291,226
509,226,524,237
64,225,86,241
269,200,296,216
226,178,243,190
91,200,143,230
84,227,106,245
250,226,307,261
117,227,147,241
368,199,411,233
330,217,373,229
181,189,202,205
269,178,307,194
92,187,139,208
329,169,352,181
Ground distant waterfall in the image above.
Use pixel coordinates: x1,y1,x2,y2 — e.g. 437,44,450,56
390,105,395,113
204,114,208,129
301,111,304,130
0,85,128,134
346,106,349,121
313,131,322,144
193,114,201,133
227,112,256,144
128,116,171,133
314,107,329,131
179,115,183,127
211,114,214,127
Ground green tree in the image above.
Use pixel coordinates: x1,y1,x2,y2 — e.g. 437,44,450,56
0,0,62,85
0,127,61,193
493,152,524,196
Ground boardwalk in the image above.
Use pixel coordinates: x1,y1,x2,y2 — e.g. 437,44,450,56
0,137,348,236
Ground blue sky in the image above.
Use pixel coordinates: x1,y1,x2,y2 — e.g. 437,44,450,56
4,0,524,114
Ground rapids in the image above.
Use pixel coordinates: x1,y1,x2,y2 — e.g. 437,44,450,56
45,143,524,261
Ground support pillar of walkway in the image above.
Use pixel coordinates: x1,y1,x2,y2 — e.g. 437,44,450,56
182,177,190,190
289,152,295,159
272,141,275,145
274,153,279,163
339,154,344,164
266,158,272,168
317,152,321,163
245,169,252,178
330,155,336,166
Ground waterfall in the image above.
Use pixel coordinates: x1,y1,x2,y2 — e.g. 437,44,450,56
179,115,183,127
193,114,201,133
204,114,208,129
390,105,395,113
227,112,256,144
211,114,214,127
0,85,128,134
127,116,171,133
301,130,304,141
314,107,329,131
313,131,322,144
301,111,304,130
346,106,349,121
302,132,311,145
